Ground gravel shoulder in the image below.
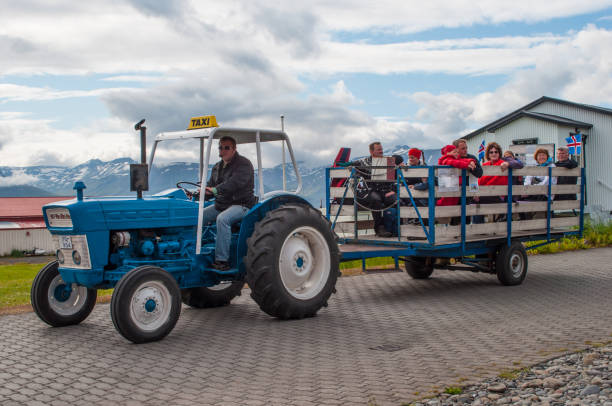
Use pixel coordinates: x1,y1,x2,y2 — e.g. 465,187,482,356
415,343,612,406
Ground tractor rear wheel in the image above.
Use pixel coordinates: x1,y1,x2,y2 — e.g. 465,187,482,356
245,204,339,319
181,281,244,308
31,260,97,327
110,266,181,343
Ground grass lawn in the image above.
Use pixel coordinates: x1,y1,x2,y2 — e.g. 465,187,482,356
0,263,113,313
0,263,40,308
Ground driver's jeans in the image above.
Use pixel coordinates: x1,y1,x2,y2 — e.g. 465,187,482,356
201,204,249,263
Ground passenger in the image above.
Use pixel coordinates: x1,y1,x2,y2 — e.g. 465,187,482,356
453,139,483,178
452,139,482,224
524,148,556,193
502,150,524,172
502,150,525,205
403,148,428,225
202,136,257,271
554,146,579,201
522,148,556,219
474,142,522,222
436,144,476,208
353,142,403,237
406,148,428,192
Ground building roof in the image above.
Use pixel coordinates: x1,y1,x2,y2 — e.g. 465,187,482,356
0,197,73,220
486,111,593,133
0,220,47,229
463,96,612,140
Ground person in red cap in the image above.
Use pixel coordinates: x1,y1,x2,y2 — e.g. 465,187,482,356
436,145,476,207
402,148,429,223
405,148,428,198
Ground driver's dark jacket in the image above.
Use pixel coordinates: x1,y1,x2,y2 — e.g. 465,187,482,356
206,152,256,211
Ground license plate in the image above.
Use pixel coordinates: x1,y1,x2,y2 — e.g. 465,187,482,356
60,236,72,249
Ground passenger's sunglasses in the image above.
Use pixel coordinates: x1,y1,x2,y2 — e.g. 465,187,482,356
218,145,232,151
489,150,499,154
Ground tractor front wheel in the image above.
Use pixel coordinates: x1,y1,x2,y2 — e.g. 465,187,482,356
110,266,181,343
31,261,97,327
245,204,339,319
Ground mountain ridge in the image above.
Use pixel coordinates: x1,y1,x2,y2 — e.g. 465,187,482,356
0,145,442,204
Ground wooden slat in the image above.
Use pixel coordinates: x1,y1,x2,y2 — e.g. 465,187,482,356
399,168,429,177
330,166,582,179
399,217,579,240
329,200,580,219
335,217,579,240
330,184,581,199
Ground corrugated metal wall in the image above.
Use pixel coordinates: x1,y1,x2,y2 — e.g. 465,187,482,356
465,100,612,211
529,101,612,212
0,229,55,255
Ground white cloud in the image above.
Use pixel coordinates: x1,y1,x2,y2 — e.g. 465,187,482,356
2,1,612,170
0,170,39,186
0,84,135,102
0,115,138,166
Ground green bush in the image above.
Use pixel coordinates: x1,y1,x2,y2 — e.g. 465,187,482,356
9,249,24,258
526,220,612,255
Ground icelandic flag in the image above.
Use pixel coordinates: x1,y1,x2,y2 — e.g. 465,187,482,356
565,133,582,155
478,139,486,161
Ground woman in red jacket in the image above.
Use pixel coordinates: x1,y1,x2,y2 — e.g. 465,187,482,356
475,142,519,221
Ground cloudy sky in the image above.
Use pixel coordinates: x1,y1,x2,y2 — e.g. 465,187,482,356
2,0,612,169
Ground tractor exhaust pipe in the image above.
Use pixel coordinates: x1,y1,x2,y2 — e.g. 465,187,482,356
131,119,149,199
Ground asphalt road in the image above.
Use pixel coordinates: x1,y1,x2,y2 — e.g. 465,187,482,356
1,248,611,405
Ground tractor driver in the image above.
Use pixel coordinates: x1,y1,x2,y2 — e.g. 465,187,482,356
202,136,257,271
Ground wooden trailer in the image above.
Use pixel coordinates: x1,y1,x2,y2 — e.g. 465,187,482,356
325,164,584,285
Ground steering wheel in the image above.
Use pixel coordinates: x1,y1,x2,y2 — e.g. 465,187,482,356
176,181,201,200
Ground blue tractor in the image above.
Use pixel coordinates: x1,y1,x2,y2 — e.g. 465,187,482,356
31,117,340,343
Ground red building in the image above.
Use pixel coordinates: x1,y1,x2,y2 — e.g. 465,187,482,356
0,197,72,255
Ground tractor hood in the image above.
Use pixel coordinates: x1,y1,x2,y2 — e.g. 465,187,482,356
43,190,198,233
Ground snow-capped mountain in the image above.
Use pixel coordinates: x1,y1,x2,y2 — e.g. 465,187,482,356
0,145,441,204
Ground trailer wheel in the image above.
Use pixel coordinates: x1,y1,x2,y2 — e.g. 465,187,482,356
31,260,97,327
403,257,434,279
181,281,244,308
111,266,181,343
245,204,339,319
496,242,528,286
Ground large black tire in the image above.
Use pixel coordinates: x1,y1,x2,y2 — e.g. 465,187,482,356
31,260,97,327
403,256,434,279
181,281,245,308
496,241,528,286
110,266,181,344
245,204,340,319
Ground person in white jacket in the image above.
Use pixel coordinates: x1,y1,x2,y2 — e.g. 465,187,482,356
522,148,556,219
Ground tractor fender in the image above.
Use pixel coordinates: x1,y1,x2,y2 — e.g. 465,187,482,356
236,193,313,273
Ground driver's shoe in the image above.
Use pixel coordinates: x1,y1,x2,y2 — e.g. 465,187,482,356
211,260,231,271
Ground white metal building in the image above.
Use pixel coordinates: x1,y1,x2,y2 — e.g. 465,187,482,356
462,96,612,213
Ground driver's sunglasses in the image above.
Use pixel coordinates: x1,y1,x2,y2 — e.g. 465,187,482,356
218,145,232,151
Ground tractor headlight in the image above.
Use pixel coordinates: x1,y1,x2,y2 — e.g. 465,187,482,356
52,235,91,270
72,250,81,265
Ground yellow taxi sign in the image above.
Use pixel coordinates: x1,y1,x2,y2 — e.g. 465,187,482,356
187,115,218,130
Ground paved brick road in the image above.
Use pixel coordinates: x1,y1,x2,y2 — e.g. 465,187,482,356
1,248,611,405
